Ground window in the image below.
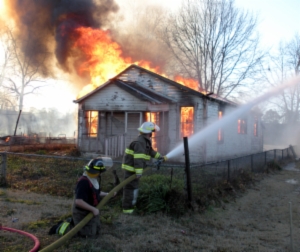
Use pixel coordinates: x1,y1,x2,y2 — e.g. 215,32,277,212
254,118,258,136
181,107,194,137
85,111,98,137
218,111,224,143
238,119,247,134
146,112,160,150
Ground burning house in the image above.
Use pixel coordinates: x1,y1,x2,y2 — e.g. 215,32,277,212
74,65,263,163
1,0,263,162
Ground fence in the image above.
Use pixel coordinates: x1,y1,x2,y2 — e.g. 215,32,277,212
0,146,294,198
189,147,293,196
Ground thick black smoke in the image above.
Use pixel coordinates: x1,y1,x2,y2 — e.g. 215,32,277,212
7,0,119,75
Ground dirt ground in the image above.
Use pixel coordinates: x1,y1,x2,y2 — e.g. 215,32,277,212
1,162,300,252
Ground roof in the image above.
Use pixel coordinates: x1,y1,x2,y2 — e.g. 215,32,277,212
114,80,175,104
74,64,237,106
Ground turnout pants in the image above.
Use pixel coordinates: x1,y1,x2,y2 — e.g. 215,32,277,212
72,203,101,237
122,170,139,213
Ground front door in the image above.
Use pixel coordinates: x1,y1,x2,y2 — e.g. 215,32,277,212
125,112,142,148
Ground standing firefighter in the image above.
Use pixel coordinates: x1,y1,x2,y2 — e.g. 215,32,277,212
72,157,113,238
122,121,167,214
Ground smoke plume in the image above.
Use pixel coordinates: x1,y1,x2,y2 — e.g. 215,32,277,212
5,0,119,75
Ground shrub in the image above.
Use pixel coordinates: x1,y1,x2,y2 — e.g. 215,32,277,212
266,160,282,171
136,174,186,216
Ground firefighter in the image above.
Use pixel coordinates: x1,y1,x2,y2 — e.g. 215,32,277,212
122,121,167,214
72,157,114,238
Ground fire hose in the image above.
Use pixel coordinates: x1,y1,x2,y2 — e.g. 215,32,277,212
39,167,151,252
0,224,40,252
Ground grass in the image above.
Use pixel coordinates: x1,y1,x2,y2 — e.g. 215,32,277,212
27,219,52,230
5,154,87,197
0,151,295,251
4,198,41,205
3,153,289,214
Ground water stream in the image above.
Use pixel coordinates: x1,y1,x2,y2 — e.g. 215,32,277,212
166,76,300,160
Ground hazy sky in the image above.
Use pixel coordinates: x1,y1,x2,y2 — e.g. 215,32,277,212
18,0,300,111
235,0,300,48
150,0,300,48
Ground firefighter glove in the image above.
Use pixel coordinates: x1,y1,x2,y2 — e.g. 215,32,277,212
158,156,167,162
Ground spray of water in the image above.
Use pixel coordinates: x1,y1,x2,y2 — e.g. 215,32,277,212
166,76,300,160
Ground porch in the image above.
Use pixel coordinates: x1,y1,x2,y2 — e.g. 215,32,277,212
79,111,169,157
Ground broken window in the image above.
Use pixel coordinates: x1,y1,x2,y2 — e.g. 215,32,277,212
85,111,98,137
181,107,194,137
254,118,258,136
238,119,247,134
146,112,160,150
218,111,224,143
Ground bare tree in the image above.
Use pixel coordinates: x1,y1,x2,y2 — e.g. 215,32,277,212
1,27,49,111
0,91,17,110
262,34,300,124
0,27,16,109
162,0,264,98
262,109,282,124
0,28,14,86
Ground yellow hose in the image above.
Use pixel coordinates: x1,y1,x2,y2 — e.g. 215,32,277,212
40,167,150,252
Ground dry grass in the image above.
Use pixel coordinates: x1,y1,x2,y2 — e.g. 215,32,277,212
0,144,76,153
1,159,300,251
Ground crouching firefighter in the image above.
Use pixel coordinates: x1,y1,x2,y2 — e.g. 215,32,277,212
122,122,167,214
72,156,113,238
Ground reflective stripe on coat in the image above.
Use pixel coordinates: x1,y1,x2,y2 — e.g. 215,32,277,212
122,134,161,175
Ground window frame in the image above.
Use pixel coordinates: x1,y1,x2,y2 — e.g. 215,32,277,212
85,111,98,138
180,106,194,138
217,110,224,144
253,117,258,137
237,118,247,134
145,112,160,150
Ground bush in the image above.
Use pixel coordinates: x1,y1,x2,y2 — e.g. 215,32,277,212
266,160,282,171
136,174,186,216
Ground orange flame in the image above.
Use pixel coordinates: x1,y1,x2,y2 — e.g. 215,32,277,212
175,76,199,91
72,27,200,98
146,112,159,150
181,107,194,137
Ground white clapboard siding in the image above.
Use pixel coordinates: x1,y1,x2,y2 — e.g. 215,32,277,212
83,84,149,111
119,68,183,101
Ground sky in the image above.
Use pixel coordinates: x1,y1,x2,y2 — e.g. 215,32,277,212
3,0,300,113
154,0,300,48
235,0,300,48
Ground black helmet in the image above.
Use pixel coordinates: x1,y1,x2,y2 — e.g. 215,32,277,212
84,157,113,174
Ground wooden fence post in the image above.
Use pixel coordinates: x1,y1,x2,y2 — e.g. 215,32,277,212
289,145,297,159
265,151,267,165
183,137,192,208
227,160,230,182
1,152,7,185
